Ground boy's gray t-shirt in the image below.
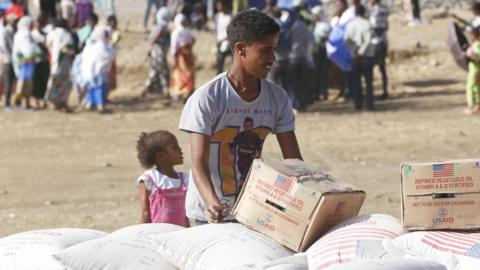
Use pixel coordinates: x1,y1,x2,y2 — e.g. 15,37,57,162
179,72,295,221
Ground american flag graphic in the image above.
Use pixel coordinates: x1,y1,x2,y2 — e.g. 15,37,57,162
433,164,454,178
421,232,480,258
309,226,400,269
273,175,294,192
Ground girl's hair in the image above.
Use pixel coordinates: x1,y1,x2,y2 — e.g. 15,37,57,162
136,130,173,169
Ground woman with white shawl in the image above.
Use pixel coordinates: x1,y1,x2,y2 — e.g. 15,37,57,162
45,18,76,112
12,16,40,109
170,13,195,57
81,26,117,113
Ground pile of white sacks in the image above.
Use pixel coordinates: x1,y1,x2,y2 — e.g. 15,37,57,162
1,214,479,270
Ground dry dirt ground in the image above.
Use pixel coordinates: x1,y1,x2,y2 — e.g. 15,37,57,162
1,6,480,237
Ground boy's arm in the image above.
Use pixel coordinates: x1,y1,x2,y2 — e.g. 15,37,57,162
138,182,152,223
190,132,227,223
276,131,303,160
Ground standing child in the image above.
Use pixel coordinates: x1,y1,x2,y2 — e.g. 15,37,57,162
136,130,189,227
465,26,480,115
106,15,120,96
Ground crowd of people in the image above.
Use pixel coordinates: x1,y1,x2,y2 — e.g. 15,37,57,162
0,0,118,113
141,0,393,112
1,0,478,115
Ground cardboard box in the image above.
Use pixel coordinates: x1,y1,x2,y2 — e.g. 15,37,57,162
401,159,480,230
231,159,366,252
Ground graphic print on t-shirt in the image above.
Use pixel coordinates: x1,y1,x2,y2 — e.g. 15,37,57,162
211,117,271,197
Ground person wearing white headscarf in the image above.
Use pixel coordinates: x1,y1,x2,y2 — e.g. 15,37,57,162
170,13,194,56
142,6,171,100
44,18,76,112
12,16,40,109
81,26,117,113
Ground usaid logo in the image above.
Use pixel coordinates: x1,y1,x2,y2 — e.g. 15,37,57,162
433,208,454,224
256,213,275,231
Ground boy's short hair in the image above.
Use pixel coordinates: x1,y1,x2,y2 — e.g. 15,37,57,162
226,10,280,51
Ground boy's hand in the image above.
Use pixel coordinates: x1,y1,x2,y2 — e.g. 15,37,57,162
204,204,229,223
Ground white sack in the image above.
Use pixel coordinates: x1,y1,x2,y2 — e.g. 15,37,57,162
53,223,182,270
326,259,448,270
153,223,293,270
307,214,404,270
387,231,480,270
0,228,106,270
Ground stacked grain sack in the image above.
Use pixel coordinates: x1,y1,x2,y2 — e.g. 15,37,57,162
0,228,106,269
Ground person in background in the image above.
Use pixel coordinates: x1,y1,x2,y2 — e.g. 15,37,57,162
45,18,76,112
39,0,57,22
144,0,163,31
214,0,232,74
344,4,376,111
32,15,50,110
311,5,331,101
403,0,421,26
410,0,421,26
5,0,25,18
76,0,95,27
81,26,117,113
0,14,19,111
170,13,193,57
170,35,195,102
190,2,207,30
136,130,189,226
289,1,310,112
263,0,278,18
106,15,120,96
61,0,77,28
465,26,480,114
268,7,293,96
12,16,40,110
77,13,99,50
143,7,171,101
369,0,389,100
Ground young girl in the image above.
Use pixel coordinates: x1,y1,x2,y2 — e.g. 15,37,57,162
465,26,480,115
136,130,189,227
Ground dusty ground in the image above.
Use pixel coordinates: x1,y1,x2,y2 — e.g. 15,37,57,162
1,5,480,237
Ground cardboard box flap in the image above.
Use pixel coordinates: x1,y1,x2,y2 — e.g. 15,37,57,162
401,160,480,196
263,159,361,193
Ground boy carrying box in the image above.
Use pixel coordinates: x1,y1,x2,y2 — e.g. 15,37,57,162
179,10,303,224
